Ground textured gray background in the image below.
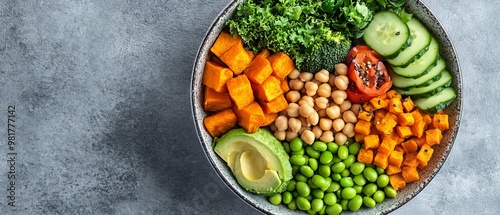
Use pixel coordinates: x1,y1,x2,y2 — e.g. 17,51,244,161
0,0,498,214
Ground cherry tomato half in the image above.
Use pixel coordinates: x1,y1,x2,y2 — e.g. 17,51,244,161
346,83,376,104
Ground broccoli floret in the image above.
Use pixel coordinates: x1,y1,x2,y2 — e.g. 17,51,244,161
296,32,352,73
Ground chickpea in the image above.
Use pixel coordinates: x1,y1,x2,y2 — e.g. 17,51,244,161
346,130,356,138
286,91,301,103
288,68,300,79
334,75,349,91
299,72,314,82
274,130,286,141
317,83,332,98
319,118,333,131
331,90,347,105
318,109,327,118
286,131,299,142
334,63,348,76
320,131,334,143
351,104,363,116
339,100,352,112
299,116,309,127
326,105,341,119
298,126,308,135
342,123,354,136
305,82,318,96
312,125,323,139
315,97,329,110
299,104,315,117
270,123,277,131
307,111,319,126
275,115,288,131
288,118,302,133
342,110,358,123
286,103,300,117
328,74,336,87
301,130,315,145
299,96,314,108
314,69,330,83
332,118,345,132
289,79,304,91
335,132,348,145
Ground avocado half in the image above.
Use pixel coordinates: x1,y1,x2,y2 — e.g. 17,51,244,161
214,128,293,196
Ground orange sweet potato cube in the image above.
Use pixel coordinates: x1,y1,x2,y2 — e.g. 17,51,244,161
376,118,397,135
388,150,404,167
389,97,404,114
396,125,413,139
425,128,443,146
373,152,390,169
203,109,238,137
377,137,397,156
244,55,273,84
260,94,288,114
202,61,233,93
227,74,255,110
267,52,295,79
280,78,290,93
390,174,407,190
210,32,241,58
355,133,366,143
233,101,265,133
261,112,278,127
402,166,420,183
402,97,415,112
358,111,373,122
387,90,402,99
401,139,418,153
410,120,426,138
416,144,434,169
370,97,389,110
204,87,233,112
432,114,450,130
386,164,402,175
363,134,380,150
256,48,271,59
219,40,253,75
357,148,374,164
398,113,415,126
403,153,419,167
253,76,283,102
355,120,372,135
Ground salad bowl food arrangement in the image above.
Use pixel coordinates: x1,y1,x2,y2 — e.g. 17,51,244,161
191,0,462,214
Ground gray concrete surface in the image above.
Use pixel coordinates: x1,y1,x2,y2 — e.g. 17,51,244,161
0,0,498,214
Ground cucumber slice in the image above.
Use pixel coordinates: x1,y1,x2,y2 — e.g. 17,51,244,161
396,70,452,99
387,17,431,67
413,87,457,114
391,37,439,78
392,58,446,89
363,11,410,58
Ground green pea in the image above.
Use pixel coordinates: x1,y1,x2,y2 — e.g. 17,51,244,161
332,162,345,173
384,186,398,198
300,166,315,178
363,196,377,208
319,151,334,164
341,187,356,200
296,181,311,197
290,155,307,166
376,166,386,175
288,199,297,210
362,183,378,196
337,145,349,160
340,199,349,211
318,164,331,178
363,167,378,182
353,185,363,194
306,146,320,159
373,190,385,203
313,141,328,152
283,142,291,154
353,174,366,186
340,177,354,187
292,147,305,155
312,189,324,199
287,179,297,191
331,173,342,182
350,162,366,175
348,195,363,211
325,203,343,215
377,174,390,188
296,196,311,211
283,191,293,204
340,169,351,178
327,142,339,153
292,165,300,175
312,175,328,189
343,155,356,168
348,142,361,155
268,193,282,205
325,181,341,193
290,137,304,151
312,198,324,212
295,173,308,182
308,158,319,171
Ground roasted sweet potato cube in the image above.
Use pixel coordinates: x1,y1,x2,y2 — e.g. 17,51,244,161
401,139,418,153
432,114,450,130
210,31,241,58
402,97,415,112
202,61,233,93
204,87,233,112
376,118,397,135
244,55,273,84
354,133,366,143
219,40,253,75
410,120,426,138
203,109,237,137
411,136,427,148
377,137,397,156
357,148,374,164
425,128,443,146
387,90,402,99
416,144,434,169
233,101,265,133
389,97,404,114
370,97,389,110
280,78,290,93
396,125,413,139
388,150,404,167
355,120,372,135
267,52,295,79
373,151,390,169
227,74,255,110
260,94,288,114
403,153,419,167
386,164,402,175
389,174,407,190
261,112,278,127
402,166,420,182
358,111,373,122
398,113,415,126
253,76,283,102
363,134,380,150
256,48,271,59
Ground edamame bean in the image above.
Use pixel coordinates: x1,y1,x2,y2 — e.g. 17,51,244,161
296,181,311,197
269,193,282,205
290,137,304,151
325,203,343,215
287,179,297,191
340,169,351,178
363,196,377,208
340,199,349,211
331,156,342,164
313,141,328,152
306,146,320,159
377,174,390,188
283,192,293,204
353,174,366,186
341,187,356,199
318,165,331,178
320,151,334,164
308,179,318,189
309,158,319,171
300,166,315,178
312,189,324,199
326,181,341,193
290,155,307,166
350,162,365,175
363,167,378,182
363,183,378,196
327,142,339,153
343,155,356,168
348,142,361,155
348,195,363,211
312,175,328,189
332,162,345,173
337,145,349,160
292,147,305,155
353,185,363,194
384,186,398,198
312,199,324,212
324,193,337,206
292,165,300,175
340,177,354,187
295,173,308,182
332,173,342,182
288,199,297,210
373,190,385,203
283,142,291,154
376,166,385,175
296,196,311,211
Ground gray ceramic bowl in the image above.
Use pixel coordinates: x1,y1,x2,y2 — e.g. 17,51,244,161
191,0,462,214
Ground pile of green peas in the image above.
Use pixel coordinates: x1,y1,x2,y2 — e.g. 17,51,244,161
268,137,398,215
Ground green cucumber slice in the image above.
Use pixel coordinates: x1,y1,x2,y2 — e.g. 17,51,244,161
396,70,452,99
363,11,410,58
413,87,457,114
391,58,446,89
387,17,431,67
391,37,439,78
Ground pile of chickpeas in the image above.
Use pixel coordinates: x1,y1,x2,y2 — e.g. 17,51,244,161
270,63,362,145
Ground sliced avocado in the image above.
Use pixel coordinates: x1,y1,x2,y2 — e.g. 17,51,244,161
214,128,292,196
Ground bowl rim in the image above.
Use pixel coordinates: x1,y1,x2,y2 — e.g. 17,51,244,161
190,0,463,214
